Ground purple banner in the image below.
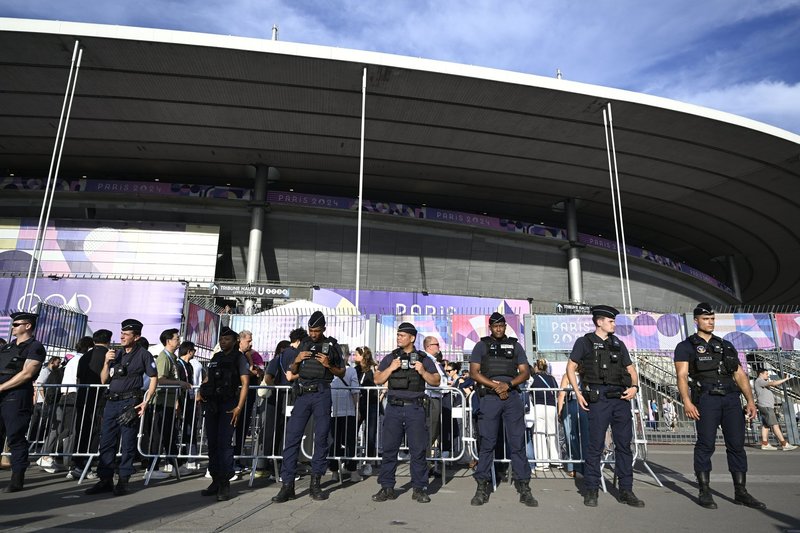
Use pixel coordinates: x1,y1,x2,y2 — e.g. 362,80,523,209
0,277,185,343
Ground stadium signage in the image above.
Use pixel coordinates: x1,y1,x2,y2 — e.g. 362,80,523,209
555,302,592,314
215,283,294,298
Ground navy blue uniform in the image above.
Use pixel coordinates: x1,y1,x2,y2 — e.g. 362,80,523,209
203,350,249,479
0,338,46,472
469,336,529,482
377,348,438,490
674,334,747,473
279,337,344,482
570,334,634,491
96,345,157,480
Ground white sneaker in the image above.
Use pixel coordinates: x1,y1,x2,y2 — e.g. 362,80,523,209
229,473,238,482
171,465,192,477
186,461,199,470
162,463,174,473
781,443,797,451
204,469,212,478
149,470,170,480
65,469,80,480
761,443,778,450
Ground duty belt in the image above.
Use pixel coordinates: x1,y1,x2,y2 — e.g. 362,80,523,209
388,397,425,407
107,390,143,402
697,381,739,395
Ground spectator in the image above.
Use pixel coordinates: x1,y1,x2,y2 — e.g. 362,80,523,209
662,397,676,432
234,330,265,474
530,358,559,471
353,346,378,476
29,356,60,446
422,336,448,477
557,371,588,477
178,341,202,469
329,355,360,481
754,369,797,450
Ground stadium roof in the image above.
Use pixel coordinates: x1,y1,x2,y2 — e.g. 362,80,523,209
1,18,799,304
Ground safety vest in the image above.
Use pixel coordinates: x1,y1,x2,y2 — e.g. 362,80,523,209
688,334,739,384
0,343,25,381
479,336,519,379
580,333,628,386
297,336,337,382
387,348,427,392
205,351,241,399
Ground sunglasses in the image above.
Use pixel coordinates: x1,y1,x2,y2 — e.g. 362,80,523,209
11,322,29,327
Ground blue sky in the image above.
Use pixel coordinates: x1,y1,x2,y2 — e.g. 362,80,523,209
2,0,799,133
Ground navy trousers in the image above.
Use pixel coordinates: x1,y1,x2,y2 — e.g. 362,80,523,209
96,396,139,480
280,389,332,481
474,391,530,482
584,387,634,490
205,397,237,478
378,402,429,489
694,391,747,473
0,387,33,473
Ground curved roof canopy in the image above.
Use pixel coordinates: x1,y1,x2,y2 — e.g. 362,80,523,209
1,18,799,304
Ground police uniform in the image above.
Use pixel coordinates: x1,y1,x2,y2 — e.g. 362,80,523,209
86,319,157,496
0,312,46,492
569,305,643,507
200,327,249,501
674,302,765,510
273,312,344,503
469,312,536,507
373,322,438,503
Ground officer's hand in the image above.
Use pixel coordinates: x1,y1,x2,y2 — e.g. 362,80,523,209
621,387,637,400
134,400,147,417
315,353,330,368
388,357,402,372
105,350,116,364
413,361,425,375
228,405,243,427
576,392,589,411
745,401,757,421
492,381,510,395
684,401,700,420
295,351,312,363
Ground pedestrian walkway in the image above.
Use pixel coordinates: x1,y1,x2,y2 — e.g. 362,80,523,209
1,445,798,532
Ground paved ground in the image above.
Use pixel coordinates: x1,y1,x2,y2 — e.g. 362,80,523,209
1,445,799,532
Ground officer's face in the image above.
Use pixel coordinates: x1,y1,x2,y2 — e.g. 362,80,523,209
596,317,616,335
120,330,138,348
308,327,325,342
219,334,237,352
695,314,715,334
490,322,506,338
397,332,414,349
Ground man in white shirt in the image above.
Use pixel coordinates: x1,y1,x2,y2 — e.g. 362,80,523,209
423,336,448,477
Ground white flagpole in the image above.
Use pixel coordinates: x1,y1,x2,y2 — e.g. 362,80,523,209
355,68,367,314
603,108,627,312
607,104,634,313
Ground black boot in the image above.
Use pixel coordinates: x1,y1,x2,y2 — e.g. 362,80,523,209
696,471,717,509
2,470,24,493
514,480,538,507
411,487,431,503
113,476,130,496
85,477,114,495
471,479,492,506
272,483,296,503
583,488,598,507
618,489,645,507
201,474,220,497
310,475,328,500
372,487,397,502
217,480,231,501
732,472,766,510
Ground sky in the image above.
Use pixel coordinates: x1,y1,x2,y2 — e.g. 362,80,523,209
2,0,800,133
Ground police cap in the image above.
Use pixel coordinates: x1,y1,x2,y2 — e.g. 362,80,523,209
693,302,715,317
590,305,619,319
308,311,326,329
489,312,506,325
10,311,38,327
397,322,418,336
121,318,143,333
219,326,238,338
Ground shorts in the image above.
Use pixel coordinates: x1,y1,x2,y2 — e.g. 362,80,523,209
758,405,778,427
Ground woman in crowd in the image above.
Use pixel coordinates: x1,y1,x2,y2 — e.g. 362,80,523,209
353,346,379,476
530,358,559,471
557,368,589,477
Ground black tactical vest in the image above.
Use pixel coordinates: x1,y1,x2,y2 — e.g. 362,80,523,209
688,334,739,384
387,349,426,392
580,334,627,386
206,351,241,399
0,343,25,382
479,336,519,379
298,336,337,382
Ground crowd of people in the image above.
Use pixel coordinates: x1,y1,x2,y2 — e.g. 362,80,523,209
0,303,794,510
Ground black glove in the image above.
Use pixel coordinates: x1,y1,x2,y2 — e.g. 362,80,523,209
116,405,140,427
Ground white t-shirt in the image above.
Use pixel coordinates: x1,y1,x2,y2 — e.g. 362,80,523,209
60,355,82,394
424,354,447,399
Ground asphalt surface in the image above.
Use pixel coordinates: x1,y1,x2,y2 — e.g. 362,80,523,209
1,445,799,532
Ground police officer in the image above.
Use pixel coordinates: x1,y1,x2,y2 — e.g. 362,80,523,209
469,312,536,507
566,305,644,508
674,302,765,510
273,312,345,503
372,322,440,503
0,311,46,492
85,319,158,496
197,327,249,501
